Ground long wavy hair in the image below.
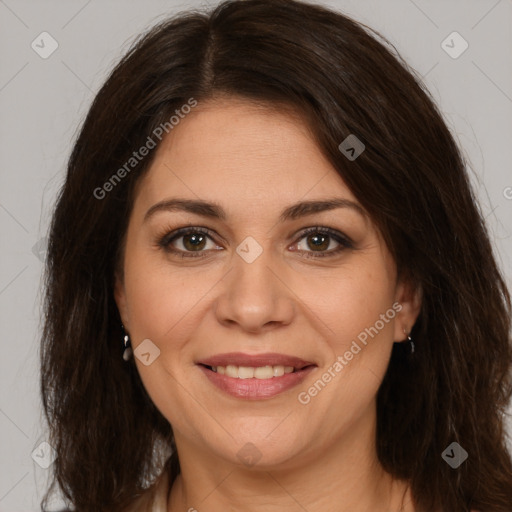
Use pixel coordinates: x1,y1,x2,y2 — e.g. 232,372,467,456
40,0,512,510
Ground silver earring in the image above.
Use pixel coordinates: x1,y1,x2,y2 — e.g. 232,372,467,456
122,325,132,361
404,328,415,354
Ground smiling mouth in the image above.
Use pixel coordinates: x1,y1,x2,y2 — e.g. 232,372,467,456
196,351,317,399
197,362,317,400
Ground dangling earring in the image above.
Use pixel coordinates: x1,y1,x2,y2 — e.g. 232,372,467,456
404,328,415,354
122,324,132,361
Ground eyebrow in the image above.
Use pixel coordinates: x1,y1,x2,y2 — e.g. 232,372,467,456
143,197,367,223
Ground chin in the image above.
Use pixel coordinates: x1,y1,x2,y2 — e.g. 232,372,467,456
210,423,312,469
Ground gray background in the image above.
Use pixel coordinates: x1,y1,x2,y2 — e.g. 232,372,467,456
1,0,511,510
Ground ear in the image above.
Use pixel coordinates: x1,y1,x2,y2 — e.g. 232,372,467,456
393,276,422,342
114,269,130,329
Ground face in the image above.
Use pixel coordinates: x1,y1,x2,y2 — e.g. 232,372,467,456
115,98,420,469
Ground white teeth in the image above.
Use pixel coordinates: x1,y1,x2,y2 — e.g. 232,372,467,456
238,366,255,379
211,364,298,378
225,364,239,378
254,366,273,379
273,365,285,377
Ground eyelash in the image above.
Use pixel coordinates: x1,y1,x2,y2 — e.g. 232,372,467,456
157,225,354,259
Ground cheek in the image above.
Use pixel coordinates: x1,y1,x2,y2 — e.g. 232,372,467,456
304,263,397,410
342,275,395,340
121,251,205,420
297,266,397,417
122,249,198,340
303,261,396,346
122,250,227,360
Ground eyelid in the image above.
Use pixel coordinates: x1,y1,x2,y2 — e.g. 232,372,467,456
158,226,216,246
295,226,353,247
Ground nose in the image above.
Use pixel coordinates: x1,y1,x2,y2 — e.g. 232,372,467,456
213,242,295,333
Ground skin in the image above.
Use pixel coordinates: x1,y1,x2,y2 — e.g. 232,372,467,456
115,97,422,512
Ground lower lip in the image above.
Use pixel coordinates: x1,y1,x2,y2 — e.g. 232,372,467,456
197,365,316,400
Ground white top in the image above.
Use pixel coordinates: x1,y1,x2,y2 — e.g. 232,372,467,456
125,468,170,512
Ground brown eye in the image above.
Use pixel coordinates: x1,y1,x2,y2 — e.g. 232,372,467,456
181,232,208,251
294,227,353,258
304,233,330,251
158,227,222,258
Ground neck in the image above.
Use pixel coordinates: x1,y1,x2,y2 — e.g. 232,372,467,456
167,405,414,512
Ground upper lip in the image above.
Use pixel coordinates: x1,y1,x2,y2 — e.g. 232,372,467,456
197,352,316,369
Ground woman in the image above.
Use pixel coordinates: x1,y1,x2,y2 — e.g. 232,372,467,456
40,0,512,511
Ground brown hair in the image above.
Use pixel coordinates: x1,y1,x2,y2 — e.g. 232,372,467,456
40,0,512,510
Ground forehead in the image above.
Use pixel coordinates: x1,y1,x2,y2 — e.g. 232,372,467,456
133,98,359,218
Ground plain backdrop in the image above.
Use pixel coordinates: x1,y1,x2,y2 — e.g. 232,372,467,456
0,0,511,510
